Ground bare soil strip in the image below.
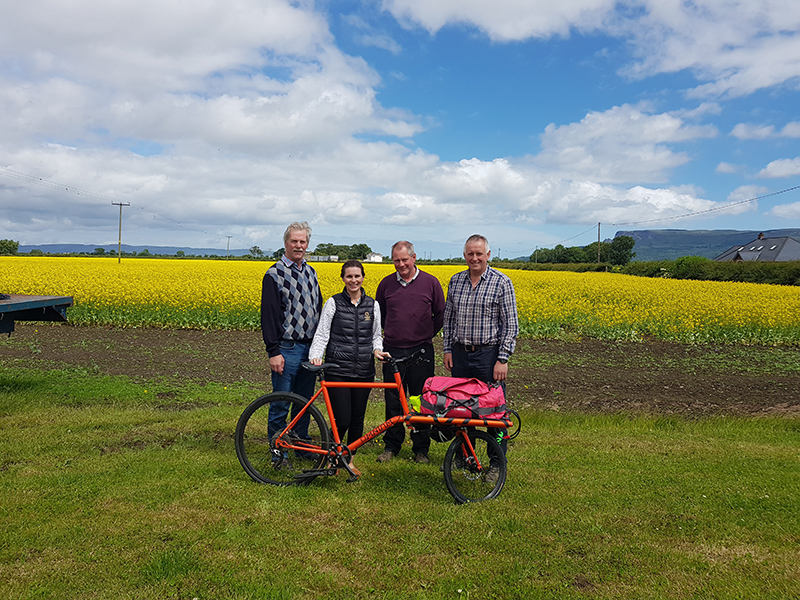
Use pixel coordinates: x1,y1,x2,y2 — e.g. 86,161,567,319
3,324,799,416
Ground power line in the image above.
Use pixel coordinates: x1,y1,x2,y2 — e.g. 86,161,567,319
612,185,800,227
0,165,124,203
0,165,252,249
531,184,800,253
5,165,799,252
550,224,599,247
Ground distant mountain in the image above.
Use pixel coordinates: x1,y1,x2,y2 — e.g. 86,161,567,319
18,243,260,257
614,229,800,261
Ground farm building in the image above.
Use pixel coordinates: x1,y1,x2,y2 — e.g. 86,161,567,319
713,233,800,262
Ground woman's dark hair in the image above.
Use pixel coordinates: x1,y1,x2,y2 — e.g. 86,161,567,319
341,259,364,278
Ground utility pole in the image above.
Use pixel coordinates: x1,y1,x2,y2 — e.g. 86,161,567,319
597,222,601,264
112,201,130,263
226,236,232,259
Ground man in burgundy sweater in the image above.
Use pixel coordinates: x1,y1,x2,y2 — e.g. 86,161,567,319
375,241,445,463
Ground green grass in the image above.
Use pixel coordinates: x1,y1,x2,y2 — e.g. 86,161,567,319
1,367,798,599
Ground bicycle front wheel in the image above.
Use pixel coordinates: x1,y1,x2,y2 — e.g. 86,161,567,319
443,430,507,503
235,392,330,486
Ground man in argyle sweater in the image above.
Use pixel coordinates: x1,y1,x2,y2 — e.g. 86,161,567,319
261,222,322,444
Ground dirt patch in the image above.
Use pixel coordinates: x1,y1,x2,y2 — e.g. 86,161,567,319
2,323,799,417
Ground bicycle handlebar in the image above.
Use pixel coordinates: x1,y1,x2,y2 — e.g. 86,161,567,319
385,347,427,366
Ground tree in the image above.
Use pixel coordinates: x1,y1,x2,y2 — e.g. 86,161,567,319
93,248,106,255
582,241,607,264
0,239,19,255
138,249,151,257
249,246,264,258
609,236,636,266
272,248,285,259
313,243,347,258
349,243,372,259
311,243,373,260
176,250,185,257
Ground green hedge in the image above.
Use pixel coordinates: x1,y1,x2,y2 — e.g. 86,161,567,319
491,261,614,272
622,258,800,286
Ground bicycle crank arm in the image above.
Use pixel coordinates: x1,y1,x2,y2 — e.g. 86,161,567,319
294,468,337,483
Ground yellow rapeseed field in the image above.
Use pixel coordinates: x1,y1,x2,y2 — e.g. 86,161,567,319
2,256,799,344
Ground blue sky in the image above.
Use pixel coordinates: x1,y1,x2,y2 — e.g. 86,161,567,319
1,0,799,258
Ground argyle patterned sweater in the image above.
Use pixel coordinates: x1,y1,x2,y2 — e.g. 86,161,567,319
261,256,322,358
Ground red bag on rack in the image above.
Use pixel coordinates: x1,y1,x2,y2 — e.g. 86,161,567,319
419,376,507,420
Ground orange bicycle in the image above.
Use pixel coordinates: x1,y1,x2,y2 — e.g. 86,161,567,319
235,350,515,503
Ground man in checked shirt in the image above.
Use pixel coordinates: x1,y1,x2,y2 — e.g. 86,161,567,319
442,234,519,475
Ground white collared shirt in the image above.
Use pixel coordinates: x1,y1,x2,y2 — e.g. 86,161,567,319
396,267,419,288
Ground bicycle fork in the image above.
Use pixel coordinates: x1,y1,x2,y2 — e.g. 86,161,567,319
456,430,485,472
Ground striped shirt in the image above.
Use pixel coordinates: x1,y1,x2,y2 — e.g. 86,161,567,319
442,266,519,361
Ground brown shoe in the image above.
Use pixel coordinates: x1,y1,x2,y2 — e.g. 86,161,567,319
413,453,430,464
485,466,500,484
376,450,395,463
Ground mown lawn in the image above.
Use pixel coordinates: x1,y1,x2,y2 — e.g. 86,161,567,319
1,365,798,600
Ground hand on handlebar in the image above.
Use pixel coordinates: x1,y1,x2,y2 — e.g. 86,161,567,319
374,350,391,362
309,357,323,366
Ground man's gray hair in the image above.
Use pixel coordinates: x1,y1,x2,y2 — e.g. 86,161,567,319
464,234,490,253
391,240,415,257
284,221,312,244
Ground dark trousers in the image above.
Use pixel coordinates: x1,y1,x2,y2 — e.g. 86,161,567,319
325,374,372,452
451,343,508,457
382,342,434,456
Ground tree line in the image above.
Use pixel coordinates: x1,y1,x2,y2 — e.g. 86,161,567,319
531,236,636,266
268,242,374,260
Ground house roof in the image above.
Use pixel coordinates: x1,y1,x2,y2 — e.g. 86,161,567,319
713,236,800,262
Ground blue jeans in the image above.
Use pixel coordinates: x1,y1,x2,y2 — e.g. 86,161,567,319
268,341,316,442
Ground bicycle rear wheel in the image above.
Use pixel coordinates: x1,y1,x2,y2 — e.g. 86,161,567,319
235,392,330,486
443,430,507,503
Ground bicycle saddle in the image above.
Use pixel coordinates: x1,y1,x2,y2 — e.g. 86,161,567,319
301,361,340,372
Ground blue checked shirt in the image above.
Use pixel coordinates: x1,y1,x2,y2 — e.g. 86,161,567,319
442,266,519,361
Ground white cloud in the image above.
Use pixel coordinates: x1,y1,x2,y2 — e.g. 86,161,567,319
383,0,800,98
781,122,800,137
731,124,776,140
757,157,800,178
731,121,800,140
534,104,717,184
716,162,740,174
384,0,615,39
727,185,769,204
0,1,420,158
1,1,792,255
769,201,800,219
1,1,329,94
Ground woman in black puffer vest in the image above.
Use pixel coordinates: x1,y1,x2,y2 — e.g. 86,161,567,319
310,260,389,476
